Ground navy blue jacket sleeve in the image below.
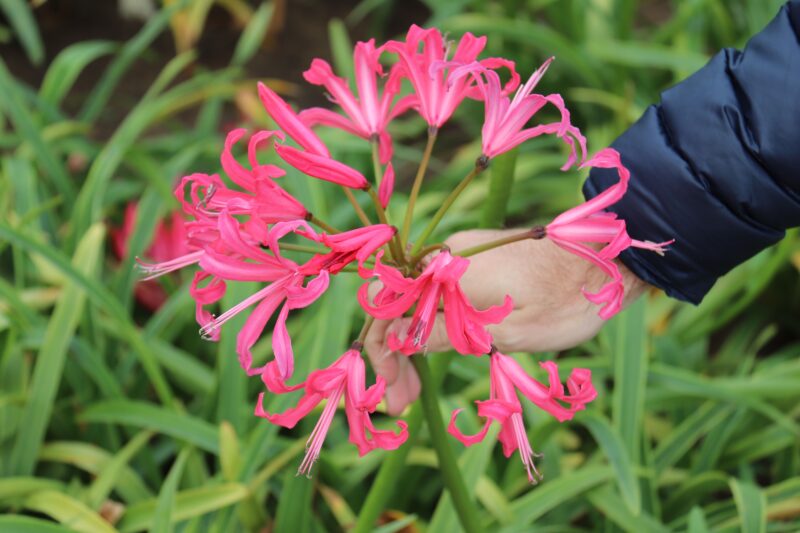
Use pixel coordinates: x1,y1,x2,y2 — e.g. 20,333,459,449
583,1,800,304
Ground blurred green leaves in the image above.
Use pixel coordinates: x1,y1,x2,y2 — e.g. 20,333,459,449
0,0,798,531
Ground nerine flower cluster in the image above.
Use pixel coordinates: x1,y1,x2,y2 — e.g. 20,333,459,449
126,26,670,482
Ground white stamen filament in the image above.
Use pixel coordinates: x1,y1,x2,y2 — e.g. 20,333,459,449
297,381,346,477
510,412,543,484
198,282,280,340
136,250,204,280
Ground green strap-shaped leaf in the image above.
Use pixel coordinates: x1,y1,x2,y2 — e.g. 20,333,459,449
39,41,116,107
80,400,220,454
580,411,641,515
23,490,117,533
730,478,766,533
7,224,105,477
0,515,78,533
501,466,613,530
479,148,517,229
117,483,249,533
151,447,191,533
0,0,44,65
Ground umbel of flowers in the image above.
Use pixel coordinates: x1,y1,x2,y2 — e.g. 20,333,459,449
131,25,671,485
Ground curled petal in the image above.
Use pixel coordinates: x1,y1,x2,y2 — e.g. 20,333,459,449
257,82,330,156
254,391,323,428
378,163,395,209
448,408,493,446
276,144,369,189
262,361,304,394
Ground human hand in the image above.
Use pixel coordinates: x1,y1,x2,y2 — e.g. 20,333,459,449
365,228,647,415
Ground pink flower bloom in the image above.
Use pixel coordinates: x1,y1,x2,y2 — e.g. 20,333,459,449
299,40,414,164
258,83,370,189
218,129,309,221
377,163,394,209
546,148,673,319
197,216,330,378
359,250,513,355
449,349,596,483
385,25,520,129
255,348,408,476
112,202,194,310
300,224,396,276
275,143,369,189
257,82,330,156
457,58,586,167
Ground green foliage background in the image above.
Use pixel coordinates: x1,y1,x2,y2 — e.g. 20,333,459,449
0,0,799,531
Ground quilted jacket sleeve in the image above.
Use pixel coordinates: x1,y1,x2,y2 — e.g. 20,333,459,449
582,1,800,304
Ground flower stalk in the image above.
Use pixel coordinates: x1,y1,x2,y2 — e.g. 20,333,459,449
454,226,545,258
411,354,482,533
411,158,488,255
400,128,437,247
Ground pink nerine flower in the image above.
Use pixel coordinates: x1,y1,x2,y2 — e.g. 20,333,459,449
385,25,519,129
257,83,369,189
300,224,397,276
449,349,596,483
300,40,414,164
112,203,194,310
457,58,586,167
546,148,672,319
197,217,330,379
256,348,408,476
358,250,513,355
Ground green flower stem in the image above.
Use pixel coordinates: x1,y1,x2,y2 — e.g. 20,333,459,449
411,355,482,533
309,214,340,234
355,315,375,345
411,162,486,256
409,243,446,267
400,129,437,247
342,186,373,226
369,141,406,264
353,354,453,533
454,227,543,257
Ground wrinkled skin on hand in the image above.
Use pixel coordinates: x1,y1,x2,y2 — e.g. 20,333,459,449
365,229,647,415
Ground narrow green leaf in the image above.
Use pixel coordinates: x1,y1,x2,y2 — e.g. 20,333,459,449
0,477,63,501
151,448,190,533
653,402,732,472
479,148,517,228
39,441,153,503
80,400,219,454
8,224,105,476
23,490,117,533
501,466,613,529
0,221,176,405
0,0,44,64
687,506,710,533
609,297,647,463
117,483,249,533
730,478,766,533
328,18,354,80
0,58,74,203
39,41,116,107
78,0,186,121
0,515,77,533
580,411,641,514
274,469,315,533
430,425,499,531
87,431,153,509
232,2,273,66
586,487,669,533
219,422,242,482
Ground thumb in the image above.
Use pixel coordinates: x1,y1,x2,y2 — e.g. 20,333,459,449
421,312,452,354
